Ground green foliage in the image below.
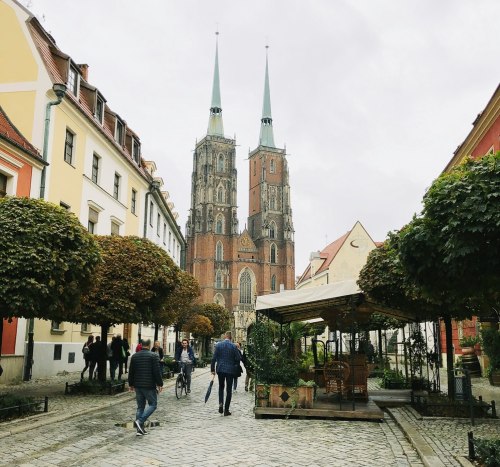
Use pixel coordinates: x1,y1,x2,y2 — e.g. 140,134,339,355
79,236,177,326
184,314,214,337
399,152,500,313
474,437,500,467
405,326,426,378
379,368,407,388
0,197,100,321
387,330,399,353
481,327,500,371
194,303,232,338
0,393,39,420
459,335,480,348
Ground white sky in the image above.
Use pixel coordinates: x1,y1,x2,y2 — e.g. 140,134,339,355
26,0,500,275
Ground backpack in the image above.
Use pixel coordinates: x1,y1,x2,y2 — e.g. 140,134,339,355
82,344,90,355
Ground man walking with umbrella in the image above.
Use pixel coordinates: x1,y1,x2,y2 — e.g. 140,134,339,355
211,331,241,416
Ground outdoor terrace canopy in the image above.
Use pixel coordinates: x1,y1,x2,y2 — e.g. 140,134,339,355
255,280,417,327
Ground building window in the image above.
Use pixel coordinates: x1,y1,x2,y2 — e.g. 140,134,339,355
270,159,275,173
113,173,121,200
51,321,62,331
132,138,141,164
168,231,172,251
81,323,91,333
271,274,277,292
270,244,277,264
216,214,224,234
253,160,256,176
67,65,78,96
157,213,161,236
149,201,154,226
216,241,223,261
64,129,75,165
269,221,276,239
217,187,224,203
270,195,276,210
91,153,100,184
0,173,7,198
111,221,120,236
59,201,70,210
88,207,99,233
115,119,124,145
95,96,104,124
131,189,137,214
239,270,252,304
216,270,222,289
163,223,167,244
53,344,62,360
217,154,224,172
173,239,176,258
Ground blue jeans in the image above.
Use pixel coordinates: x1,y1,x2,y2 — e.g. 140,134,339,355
135,387,158,424
218,373,234,412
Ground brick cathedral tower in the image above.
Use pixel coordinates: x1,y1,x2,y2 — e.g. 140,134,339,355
186,40,295,343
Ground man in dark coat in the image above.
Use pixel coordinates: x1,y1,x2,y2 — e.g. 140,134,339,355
128,339,163,435
211,331,241,416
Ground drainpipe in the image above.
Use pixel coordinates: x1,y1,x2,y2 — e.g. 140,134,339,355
39,83,67,200
23,84,67,382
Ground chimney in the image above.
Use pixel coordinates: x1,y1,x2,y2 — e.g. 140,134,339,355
78,64,89,81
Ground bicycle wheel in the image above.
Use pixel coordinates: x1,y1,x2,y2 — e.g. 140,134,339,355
175,374,183,399
183,377,188,395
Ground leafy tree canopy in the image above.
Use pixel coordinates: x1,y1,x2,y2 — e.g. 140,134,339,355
0,197,100,320
78,236,177,326
184,314,214,337
399,152,500,313
191,302,233,338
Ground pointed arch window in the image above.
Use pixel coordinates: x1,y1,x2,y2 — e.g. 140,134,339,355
214,293,225,306
216,270,223,289
216,241,223,261
217,154,225,172
217,187,225,203
216,214,224,234
270,244,277,264
270,195,276,210
239,270,252,304
270,159,275,173
269,221,276,239
271,275,277,292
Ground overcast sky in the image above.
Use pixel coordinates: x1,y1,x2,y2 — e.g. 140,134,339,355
26,0,500,275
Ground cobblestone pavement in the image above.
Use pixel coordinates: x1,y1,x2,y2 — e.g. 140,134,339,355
0,369,424,467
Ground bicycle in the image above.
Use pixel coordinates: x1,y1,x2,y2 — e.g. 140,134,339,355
175,362,192,399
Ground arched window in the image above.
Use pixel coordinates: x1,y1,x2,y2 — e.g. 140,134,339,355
214,293,225,306
217,154,225,172
270,244,277,264
269,221,276,239
271,274,277,292
239,269,252,304
217,187,225,203
270,159,275,173
270,195,276,210
215,270,222,289
216,241,223,261
216,214,224,234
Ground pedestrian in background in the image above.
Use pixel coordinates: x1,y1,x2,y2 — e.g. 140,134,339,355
175,338,196,393
152,340,165,375
111,334,125,380
88,336,101,380
81,335,94,380
122,337,130,374
128,339,163,436
232,342,243,392
211,331,241,416
242,344,254,392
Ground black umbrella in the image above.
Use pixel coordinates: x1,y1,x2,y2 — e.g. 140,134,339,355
205,374,215,403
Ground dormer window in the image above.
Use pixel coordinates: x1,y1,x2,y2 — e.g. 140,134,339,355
115,119,124,146
95,96,104,124
67,65,79,96
132,138,141,164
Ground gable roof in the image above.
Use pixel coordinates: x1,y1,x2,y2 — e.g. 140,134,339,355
0,106,44,163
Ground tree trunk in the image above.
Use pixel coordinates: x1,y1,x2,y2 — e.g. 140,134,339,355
0,318,3,363
97,324,109,382
154,323,159,342
377,328,383,362
443,315,455,399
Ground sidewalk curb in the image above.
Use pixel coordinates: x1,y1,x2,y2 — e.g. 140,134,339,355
386,407,446,467
0,367,212,439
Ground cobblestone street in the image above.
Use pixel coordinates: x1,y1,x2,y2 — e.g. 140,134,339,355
0,369,427,467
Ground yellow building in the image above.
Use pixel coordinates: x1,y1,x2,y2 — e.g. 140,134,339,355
0,0,185,379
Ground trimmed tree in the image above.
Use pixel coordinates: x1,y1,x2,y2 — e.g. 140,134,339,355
0,197,100,378
77,235,177,380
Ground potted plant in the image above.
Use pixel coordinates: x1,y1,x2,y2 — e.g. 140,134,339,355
380,368,407,389
459,335,480,355
481,327,500,386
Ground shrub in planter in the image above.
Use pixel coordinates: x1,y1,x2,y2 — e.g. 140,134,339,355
0,394,38,420
473,437,500,467
380,368,407,389
481,327,500,385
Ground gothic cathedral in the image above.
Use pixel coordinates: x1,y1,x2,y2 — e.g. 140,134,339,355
186,39,295,343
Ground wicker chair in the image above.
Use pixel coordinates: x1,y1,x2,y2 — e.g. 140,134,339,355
324,361,350,397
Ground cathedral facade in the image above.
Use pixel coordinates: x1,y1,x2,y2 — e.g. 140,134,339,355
185,40,295,343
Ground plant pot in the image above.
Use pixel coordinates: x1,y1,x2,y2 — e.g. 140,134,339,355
461,346,476,356
489,369,500,386
255,384,269,407
268,384,314,409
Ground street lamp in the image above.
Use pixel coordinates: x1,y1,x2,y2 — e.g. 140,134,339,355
23,83,67,381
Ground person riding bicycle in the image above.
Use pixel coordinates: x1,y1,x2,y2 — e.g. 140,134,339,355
174,338,196,393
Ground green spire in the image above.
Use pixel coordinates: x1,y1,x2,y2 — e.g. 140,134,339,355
259,46,275,148
208,32,224,137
